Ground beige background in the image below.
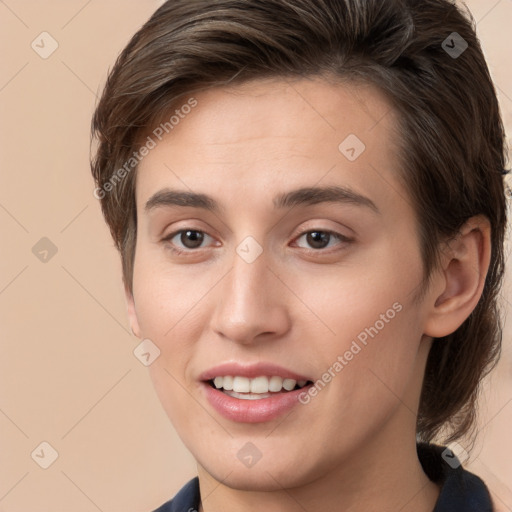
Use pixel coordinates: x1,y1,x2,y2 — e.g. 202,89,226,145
1,1,511,511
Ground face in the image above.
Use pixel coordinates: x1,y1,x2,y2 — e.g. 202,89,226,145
127,77,433,490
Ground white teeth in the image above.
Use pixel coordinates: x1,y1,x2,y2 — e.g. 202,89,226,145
250,376,269,393
282,378,296,391
224,390,272,400
233,376,250,393
211,375,308,394
269,376,283,392
223,375,234,391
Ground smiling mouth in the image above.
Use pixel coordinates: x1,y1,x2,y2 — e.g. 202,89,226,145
207,375,313,400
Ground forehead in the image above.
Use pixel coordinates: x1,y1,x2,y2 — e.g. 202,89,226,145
136,77,407,216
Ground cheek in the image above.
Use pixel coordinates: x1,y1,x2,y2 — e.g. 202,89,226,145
131,251,216,342
298,241,425,389
300,255,419,344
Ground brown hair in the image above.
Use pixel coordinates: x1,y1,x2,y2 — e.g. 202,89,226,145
90,0,509,445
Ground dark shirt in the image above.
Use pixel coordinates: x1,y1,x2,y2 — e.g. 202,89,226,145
152,443,494,511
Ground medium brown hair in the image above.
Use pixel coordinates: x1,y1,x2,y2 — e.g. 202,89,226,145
90,0,509,445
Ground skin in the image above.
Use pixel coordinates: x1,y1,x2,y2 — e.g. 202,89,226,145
125,77,491,512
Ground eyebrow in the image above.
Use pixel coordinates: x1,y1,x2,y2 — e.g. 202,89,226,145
144,185,380,215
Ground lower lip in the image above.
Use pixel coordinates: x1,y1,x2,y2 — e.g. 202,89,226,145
201,382,311,423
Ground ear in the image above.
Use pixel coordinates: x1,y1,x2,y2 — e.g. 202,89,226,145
423,215,491,338
124,284,142,338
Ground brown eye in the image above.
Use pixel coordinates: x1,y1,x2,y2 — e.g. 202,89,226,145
178,230,205,249
294,230,351,251
163,229,213,253
305,231,331,249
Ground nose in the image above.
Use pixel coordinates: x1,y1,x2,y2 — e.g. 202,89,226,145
209,245,291,346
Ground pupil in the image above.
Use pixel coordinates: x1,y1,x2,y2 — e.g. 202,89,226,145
308,231,329,249
182,230,204,249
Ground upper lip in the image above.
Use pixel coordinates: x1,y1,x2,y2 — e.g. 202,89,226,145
199,362,312,382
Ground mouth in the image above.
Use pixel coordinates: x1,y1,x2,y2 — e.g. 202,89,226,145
206,375,313,400
200,363,315,422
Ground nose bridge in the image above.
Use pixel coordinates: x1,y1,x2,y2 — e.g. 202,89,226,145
225,240,272,316
210,238,287,343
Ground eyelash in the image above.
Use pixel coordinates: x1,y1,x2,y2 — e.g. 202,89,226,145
161,228,352,256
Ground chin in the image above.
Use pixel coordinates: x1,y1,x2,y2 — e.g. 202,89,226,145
199,456,319,492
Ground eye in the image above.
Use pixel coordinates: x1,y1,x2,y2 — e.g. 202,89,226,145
162,229,215,254
293,229,351,251
161,228,352,256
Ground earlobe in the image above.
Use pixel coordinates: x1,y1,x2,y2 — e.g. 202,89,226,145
424,215,491,338
124,284,142,338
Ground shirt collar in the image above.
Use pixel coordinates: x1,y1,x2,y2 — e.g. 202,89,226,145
417,442,494,511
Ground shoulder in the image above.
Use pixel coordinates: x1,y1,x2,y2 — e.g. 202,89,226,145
417,442,494,511
151,476,200,512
